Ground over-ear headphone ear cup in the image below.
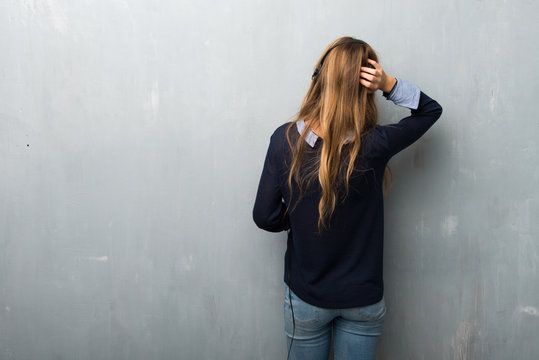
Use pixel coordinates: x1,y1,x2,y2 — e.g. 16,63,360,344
312,67,321,80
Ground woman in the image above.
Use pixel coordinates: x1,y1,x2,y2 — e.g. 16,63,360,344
252,37,442,360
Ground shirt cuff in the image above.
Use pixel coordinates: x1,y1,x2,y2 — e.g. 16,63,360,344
383,77,420,110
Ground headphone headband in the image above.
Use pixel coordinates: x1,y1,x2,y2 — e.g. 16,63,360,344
311,39,367,81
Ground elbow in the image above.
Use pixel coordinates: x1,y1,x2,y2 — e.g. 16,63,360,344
416,92,443,119
252,207,271,231
435,102,443,118
252,207,288,233
426,100,443,121
252,208,267,230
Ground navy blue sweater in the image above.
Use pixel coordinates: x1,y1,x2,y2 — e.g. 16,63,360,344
253,84,442,308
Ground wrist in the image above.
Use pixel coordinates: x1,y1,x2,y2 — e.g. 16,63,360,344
381,75,397,94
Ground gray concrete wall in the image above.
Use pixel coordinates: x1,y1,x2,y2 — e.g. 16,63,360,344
1,0,538,359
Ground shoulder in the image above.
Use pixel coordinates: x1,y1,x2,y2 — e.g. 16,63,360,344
265,122,295,159
271,122,294,138
268,121,295,146
369,125,388,140
360,125,385,145
358,125,391,159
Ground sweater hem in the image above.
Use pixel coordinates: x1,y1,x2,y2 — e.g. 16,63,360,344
284,279,384,309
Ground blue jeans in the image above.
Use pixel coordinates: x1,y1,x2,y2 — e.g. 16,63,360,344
284,284,386,360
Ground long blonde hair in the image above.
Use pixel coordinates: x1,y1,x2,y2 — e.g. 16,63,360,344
285,37,392,232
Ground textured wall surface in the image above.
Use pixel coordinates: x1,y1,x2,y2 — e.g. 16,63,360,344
1,1,538,359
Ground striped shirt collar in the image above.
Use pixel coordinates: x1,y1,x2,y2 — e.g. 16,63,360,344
296,119,354,148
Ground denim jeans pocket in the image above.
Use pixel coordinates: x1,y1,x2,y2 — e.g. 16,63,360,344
358,297,386,320
284,285,320,326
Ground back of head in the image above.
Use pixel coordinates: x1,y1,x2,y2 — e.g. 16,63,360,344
306,36,379,138
285,37,384,233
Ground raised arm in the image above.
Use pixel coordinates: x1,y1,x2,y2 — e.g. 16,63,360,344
360,59,443,159
378,84,443,158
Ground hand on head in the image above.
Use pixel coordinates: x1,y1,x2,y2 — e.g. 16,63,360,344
360,59,396,94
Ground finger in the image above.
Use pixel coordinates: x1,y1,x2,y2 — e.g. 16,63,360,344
360,72,375,81
360,79,372,89
360,66,376,75
367,58,381,70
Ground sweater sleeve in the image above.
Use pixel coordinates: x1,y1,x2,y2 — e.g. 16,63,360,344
377,79,443,159
252,130,290,232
